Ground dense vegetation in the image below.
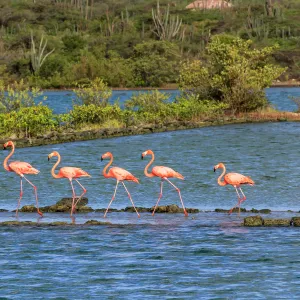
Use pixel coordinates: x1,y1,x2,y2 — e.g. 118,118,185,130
0,35,286,139
0,0,299,88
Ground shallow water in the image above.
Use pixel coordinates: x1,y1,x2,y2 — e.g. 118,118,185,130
3,92,300,297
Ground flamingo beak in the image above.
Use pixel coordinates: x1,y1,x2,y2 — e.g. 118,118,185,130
3,146,6,150
48,156,50,161
213,167,216,172
101,157,103,161
141,155,144,160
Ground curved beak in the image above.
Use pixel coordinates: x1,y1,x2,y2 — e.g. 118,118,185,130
48,155,51,161
213,167,216,172
101,157,103,162
3,146,6,150
141,154,144,160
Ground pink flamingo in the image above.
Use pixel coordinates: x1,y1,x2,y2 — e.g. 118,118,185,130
48,151,91,216
141,149,188,217
101,152,140,218
3,141,43,217
214,163,255,215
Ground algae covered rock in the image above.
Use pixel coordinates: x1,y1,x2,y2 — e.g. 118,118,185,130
84,220,111,225
244,216,263,226
56,197,88,207
215,208,247,213
20,205,37,213
291,217,300,227
259,209,271,214
263,219,291,226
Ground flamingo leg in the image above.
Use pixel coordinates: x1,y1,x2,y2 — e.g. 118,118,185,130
16,177,23,217
23,175,43,217
164,177,188,217
229,186,243,215
239,187,247,202
72,179,87,214
152,179,164,216
69,179,76,216
104,180,119,218
122,182,140,218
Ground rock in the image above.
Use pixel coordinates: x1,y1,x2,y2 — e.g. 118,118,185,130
20,205,37,212
259,209,271,214
77,206,94,213
48,222,70,226
0,221,37,226
124,207,151,213
215,208,247,213
84,220,111,225
291,217,300,226
263,219,291,226
56,197,88,207
94,208,122,213
244,216,263,226
0,209,8,212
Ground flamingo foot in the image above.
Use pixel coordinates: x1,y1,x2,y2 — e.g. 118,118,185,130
37,210,43,217
184,210,188,217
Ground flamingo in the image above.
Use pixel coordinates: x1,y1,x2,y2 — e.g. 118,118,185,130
48,151,90,216
214,163,255,215
141,149,188,217
101,152,140,218
3,141,43,217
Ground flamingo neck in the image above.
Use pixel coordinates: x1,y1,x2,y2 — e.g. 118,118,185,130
217,164,227,186
144,151,155,178
3,143,14,171
103,154,113,178
51,153,61,179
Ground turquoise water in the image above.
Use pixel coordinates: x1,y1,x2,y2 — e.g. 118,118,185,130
1,89,300,298
39,87,300,114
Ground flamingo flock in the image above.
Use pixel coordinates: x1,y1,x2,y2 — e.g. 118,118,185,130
3,141,255,218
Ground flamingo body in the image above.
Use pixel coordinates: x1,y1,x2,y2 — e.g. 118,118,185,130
151,166,184,180
224,173,254,187
101,152,140,218
3,141,43,217
214,163,255,214
56,167,90,180
8,161,40,176
106,166,139,183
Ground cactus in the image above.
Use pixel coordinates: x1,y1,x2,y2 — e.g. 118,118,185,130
30,31,55,75
151,0,182,41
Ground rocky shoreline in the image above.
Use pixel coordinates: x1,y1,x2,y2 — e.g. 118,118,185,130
1,112,300,148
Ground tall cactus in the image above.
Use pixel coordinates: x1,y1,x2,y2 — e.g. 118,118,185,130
30,31,55,75
152,0,182,41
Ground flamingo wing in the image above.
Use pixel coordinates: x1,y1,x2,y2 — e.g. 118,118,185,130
9,161,39,175
152,166,184,179
109,167,139,183
58,167,90,179
225,173,254,186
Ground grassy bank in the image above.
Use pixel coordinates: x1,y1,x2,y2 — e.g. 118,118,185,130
1,110,299,148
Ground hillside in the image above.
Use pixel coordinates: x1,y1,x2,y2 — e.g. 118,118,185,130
0,0,299,88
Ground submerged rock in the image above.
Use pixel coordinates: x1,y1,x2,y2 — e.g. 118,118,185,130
263,219,291,226
291,217,300,227
215,208,247,213
244,216,263,226
84,220,111,225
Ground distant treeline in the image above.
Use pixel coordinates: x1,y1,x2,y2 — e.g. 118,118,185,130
0,0,299,88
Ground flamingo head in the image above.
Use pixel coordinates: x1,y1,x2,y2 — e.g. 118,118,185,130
48,151,59,161
214,163,224,172
101,152,112,161
3,140,14,150
141,150,153,160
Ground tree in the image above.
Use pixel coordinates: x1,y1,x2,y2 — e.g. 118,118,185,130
179,35,286,113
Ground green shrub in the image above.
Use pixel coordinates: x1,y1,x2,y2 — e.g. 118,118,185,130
73,77,112,106
69,104,124,127
0,105,58,138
